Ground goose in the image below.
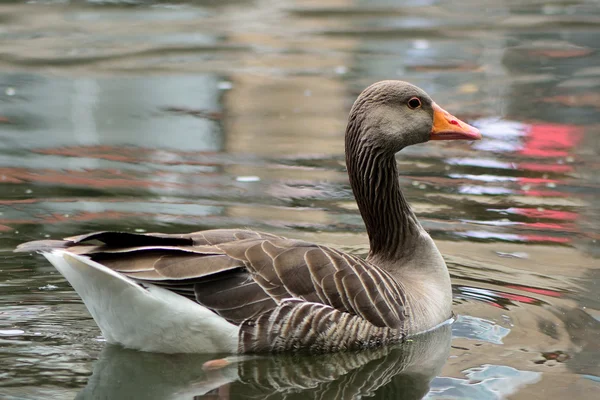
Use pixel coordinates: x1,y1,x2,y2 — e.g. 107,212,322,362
16,80,481,354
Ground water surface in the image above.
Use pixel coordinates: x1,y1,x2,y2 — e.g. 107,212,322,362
1,0,599,399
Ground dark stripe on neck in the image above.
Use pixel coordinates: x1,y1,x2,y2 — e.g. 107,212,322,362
345,118,420,260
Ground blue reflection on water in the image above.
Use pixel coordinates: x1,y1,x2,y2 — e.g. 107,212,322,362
452,315,511,345
427,365,542,399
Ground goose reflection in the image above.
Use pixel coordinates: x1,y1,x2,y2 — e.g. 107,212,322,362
77,323,451,400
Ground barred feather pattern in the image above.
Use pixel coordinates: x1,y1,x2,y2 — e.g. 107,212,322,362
345,106,420,259
236,341,414,399
239,299,403,353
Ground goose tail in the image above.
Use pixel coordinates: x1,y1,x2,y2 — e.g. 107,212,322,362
42,250,151,343
19,247,239,353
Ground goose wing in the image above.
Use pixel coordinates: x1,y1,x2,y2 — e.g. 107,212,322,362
17,229,408,335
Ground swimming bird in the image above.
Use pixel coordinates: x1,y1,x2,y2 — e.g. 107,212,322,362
16,81,481,354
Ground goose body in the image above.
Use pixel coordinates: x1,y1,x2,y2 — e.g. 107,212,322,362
16,81,481,354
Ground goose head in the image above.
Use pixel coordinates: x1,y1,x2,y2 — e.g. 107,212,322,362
347,80,481,153
345,80,481,262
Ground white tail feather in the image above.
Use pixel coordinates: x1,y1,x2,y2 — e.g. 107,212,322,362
44,250,239,353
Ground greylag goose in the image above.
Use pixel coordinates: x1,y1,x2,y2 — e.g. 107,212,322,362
16,81,481,354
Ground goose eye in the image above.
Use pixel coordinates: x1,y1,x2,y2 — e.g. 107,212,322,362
407,97,422,109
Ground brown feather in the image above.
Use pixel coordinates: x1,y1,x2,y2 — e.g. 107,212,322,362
273,247,317,299
239,299,403,353
18,228,410,349
153,254,241,280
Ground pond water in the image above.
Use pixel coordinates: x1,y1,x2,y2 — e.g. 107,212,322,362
1,0,599,399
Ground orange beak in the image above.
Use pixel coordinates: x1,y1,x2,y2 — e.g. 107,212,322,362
430,102,481,141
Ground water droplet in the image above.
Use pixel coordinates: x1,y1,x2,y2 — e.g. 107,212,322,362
5,87,16,96
134,228,146,233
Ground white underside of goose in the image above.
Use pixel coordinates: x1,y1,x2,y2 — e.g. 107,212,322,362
44,250,239,354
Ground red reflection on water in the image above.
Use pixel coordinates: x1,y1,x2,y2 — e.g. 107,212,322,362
512,123,582,175
520,235,570,244
524,222,573,230
37,146,145,163
511,123,581,244
518,177,557,184
508,208,578,221
500,292,538,304
518,124,583,158
529,49,594,59
505,285,562,298
458,286,548,309
517,163,573,173
0,199,40,205
517,189,569,198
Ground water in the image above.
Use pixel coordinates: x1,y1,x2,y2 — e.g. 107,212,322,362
1,0,599,398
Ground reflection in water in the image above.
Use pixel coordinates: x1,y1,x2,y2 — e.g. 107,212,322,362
546,306,600,379
77,324,451,400
428,364,542,400
452,315,510,345
1,0,600,398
